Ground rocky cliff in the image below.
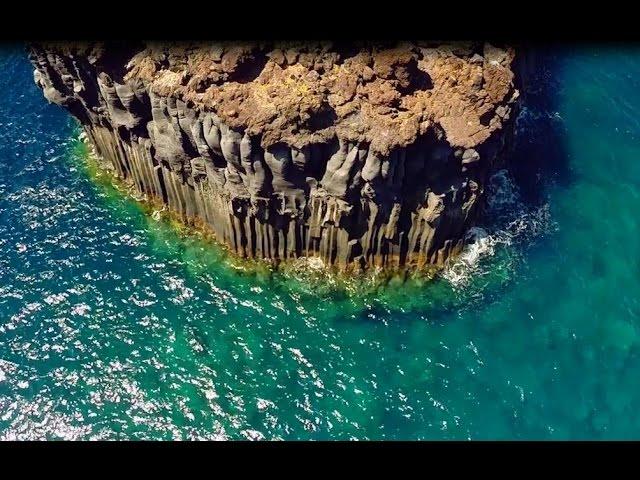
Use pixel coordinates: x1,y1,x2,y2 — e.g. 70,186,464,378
29,41,519,272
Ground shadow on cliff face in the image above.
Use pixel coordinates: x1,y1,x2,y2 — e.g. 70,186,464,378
509,46,572,208
342,48,576,321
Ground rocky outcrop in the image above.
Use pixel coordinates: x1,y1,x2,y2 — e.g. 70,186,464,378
29,41,519,271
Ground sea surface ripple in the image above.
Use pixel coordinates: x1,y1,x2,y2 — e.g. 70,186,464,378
1,45,640,439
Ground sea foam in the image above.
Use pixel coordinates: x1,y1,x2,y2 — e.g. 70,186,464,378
443,169,554,288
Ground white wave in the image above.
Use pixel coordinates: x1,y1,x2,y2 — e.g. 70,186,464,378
515,105,563,136
486,169,521,213
442,170,554,288
151,205,166,221
442,227,510,287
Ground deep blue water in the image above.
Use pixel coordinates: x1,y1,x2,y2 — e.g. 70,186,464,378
1,44,640,440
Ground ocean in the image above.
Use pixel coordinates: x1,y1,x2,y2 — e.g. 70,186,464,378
1,44,639,440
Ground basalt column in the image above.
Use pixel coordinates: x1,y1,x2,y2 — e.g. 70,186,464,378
29,41,519,271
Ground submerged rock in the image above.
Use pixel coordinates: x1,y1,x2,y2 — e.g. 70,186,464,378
28,41,520,271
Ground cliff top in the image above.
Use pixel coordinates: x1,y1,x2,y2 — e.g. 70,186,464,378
39,41,518,155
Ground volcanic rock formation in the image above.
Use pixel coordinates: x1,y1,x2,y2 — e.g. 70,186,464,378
29,41,519,271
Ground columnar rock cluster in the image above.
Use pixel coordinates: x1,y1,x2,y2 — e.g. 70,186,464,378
29,41,519,271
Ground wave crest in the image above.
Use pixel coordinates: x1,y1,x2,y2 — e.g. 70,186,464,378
443,169,555,288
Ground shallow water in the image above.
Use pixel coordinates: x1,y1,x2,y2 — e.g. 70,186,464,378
1,44,639,439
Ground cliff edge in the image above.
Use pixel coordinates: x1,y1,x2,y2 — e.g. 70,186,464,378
29,41,519,271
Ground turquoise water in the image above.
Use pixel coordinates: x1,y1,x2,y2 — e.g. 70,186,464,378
1,45,640,440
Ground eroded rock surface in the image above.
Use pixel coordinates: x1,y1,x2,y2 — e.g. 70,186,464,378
29,41,519,271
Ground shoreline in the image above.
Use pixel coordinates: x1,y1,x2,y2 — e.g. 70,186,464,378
74,130,447,294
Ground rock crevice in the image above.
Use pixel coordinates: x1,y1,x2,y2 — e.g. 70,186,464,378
29,41,519,271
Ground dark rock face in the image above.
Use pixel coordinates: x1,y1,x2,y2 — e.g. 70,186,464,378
29,41,519,271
